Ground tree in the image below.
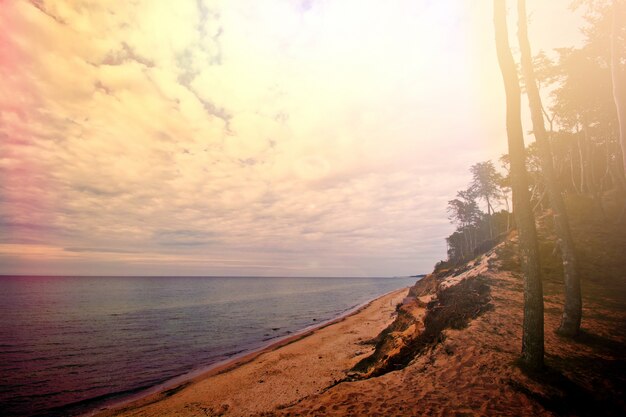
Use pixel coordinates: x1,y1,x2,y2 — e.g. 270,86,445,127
517,0,583,336
470,161,502,238
611,1,626,174
448,191,481,230
548,2,626,205
498,155,513,231
447,189,481,261
494,0,544,370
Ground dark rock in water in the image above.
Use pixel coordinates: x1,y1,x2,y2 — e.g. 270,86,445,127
272,328,280,331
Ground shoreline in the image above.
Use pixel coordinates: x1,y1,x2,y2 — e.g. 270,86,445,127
89,285,411,417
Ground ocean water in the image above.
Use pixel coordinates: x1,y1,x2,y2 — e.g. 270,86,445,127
0,275,417,417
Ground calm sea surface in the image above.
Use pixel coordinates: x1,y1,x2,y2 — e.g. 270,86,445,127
0,275,417,417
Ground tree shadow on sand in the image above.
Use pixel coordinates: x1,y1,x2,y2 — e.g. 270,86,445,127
573,329,626,356
511,331,626,417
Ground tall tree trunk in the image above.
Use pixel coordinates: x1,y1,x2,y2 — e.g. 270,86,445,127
470,227,477,253
570,148,578,192
611,1,626,223
503,192,512,231
487,198,494,238
517,0,582,337
612,0,626,174
601,140,607,191
591,145,608,219
494,0,544,370
578,128,586,193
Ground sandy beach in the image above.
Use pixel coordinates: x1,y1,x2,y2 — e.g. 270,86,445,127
94,287,412,417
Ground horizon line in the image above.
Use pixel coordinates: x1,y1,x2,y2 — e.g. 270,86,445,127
0,274,427,279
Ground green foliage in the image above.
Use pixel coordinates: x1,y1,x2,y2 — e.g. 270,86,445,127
445,161,511,264
447,188,481,228
497,5,626,214
442,3,625,270
470,161,503,215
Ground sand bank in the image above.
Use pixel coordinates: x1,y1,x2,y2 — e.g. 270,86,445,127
93,287,411,417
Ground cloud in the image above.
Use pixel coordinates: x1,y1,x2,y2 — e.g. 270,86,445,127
64,247,141,254
0,0,582,276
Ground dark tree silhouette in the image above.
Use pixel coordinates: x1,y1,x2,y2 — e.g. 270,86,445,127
517,0,582,337
470,161,502,238
494,0,544,370
611,1,626,173
546,2,626,209
447,189,482,260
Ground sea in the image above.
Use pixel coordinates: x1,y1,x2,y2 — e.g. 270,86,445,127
0,275,417,417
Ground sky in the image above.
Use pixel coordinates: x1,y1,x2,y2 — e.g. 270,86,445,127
0,0,583,277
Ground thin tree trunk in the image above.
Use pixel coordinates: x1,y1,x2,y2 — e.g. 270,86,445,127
590,144,599,192
602,135,612,191
533,189,547,213
611,2,626,223
494,0,544,370
570,147,579,193
529,182,539,204
470,227,476,254
578,129,586,193
574,125,584,194
504,193,512,231
588,144,607,219
518,0,582,337
487,198,494,239
611,0,626,174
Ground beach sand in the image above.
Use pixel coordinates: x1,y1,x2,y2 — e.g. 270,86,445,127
95,287,412,417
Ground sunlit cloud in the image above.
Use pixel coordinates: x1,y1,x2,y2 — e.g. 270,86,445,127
0,0,582,276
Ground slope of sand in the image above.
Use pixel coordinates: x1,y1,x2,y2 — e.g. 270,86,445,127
267,267,541,417
98,236,626,417
262,248,626,417
95,288,413,417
